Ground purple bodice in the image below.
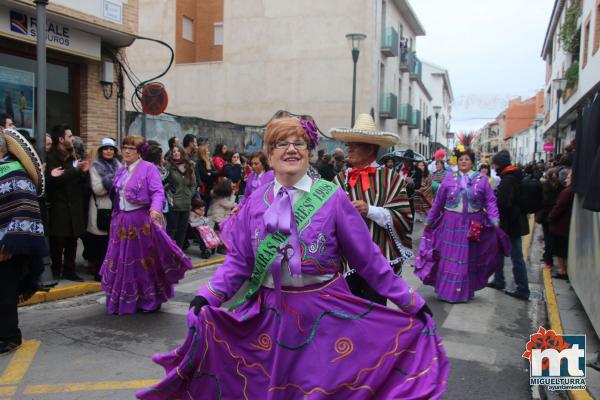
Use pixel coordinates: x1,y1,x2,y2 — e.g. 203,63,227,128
112,160,165,212
198,180,425,314
244,169,275,198
426,171,499,225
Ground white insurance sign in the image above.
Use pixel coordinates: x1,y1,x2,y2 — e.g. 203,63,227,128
0,5,101,60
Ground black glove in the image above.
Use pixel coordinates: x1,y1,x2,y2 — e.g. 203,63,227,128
189,296,209,315
416,304,433,325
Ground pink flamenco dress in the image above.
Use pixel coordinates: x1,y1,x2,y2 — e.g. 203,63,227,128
100,159,192,314
414,171,511,303
137,177,448,399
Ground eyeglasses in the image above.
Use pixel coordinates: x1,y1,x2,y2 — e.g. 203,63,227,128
122,145,137,152
273,140,308,150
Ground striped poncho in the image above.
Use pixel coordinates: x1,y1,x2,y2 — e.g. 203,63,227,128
333,166,413,272
0,157,47,259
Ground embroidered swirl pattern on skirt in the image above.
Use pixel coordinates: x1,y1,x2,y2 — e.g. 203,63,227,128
136,275,448,400
100,208,192,314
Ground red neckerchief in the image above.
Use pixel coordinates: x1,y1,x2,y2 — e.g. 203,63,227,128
500,165,518,175
348,166,377,191
400,166,410,176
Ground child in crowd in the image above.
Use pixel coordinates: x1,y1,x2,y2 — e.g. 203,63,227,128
207,179,237,231
188,197,219,259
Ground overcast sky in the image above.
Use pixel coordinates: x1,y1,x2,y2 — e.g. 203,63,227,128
410,0,554,133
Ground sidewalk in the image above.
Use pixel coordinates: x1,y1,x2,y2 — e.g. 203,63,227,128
530,222,600,400
18,240,224,307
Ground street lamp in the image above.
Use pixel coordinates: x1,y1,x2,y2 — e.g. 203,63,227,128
552,77,567,155
532,121,538,162
432,105,442,157
346,33,367,126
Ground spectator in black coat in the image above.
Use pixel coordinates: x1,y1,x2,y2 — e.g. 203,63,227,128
223,152,244,195
487,150,530,301
317,154,337,181
534,167,562,270
548,170,575,280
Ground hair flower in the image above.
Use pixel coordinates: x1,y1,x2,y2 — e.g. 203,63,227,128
299,117,319,149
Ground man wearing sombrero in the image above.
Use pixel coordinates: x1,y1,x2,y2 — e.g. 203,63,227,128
0,129,47,354
331,114,414,304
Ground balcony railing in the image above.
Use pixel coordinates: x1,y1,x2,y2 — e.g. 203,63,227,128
408,109,419,128
399,48,414,72
397,103,412,125
381,27,399,57
380,93,398,119
410,58,422,81
414,109,422,130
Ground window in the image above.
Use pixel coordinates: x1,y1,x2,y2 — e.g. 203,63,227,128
214,22,223,46
182,16,194,42
0,52,74,131
583,16,590,67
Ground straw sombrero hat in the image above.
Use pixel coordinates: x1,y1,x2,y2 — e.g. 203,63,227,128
2,128,45,196
329,113,400,147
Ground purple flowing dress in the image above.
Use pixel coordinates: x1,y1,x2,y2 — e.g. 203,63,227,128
414,171,511,303
137,178,448,400
100,160,192,314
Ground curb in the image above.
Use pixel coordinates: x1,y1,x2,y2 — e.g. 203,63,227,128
542,253,594,400
18,256,225,307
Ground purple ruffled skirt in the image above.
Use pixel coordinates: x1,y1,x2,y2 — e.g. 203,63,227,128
414,210,511,302
136,274,448,399
100,208,192,315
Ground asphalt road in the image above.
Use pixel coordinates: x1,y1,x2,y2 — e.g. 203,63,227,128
1,223,547,399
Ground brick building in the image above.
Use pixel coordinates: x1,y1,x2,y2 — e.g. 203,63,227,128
0,0,138,151
502,91,544,141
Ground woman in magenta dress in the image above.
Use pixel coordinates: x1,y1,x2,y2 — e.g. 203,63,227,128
100,135,192,314
414,148,510,303
243,151,274,198
137,118,448,400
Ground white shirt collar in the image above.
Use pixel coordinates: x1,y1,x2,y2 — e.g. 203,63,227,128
127,158,142,172
273,173,312,195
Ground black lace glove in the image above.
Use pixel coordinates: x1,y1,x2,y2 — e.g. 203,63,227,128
416,304,433,325
189,296,209,315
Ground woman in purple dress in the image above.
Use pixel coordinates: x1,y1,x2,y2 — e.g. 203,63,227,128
414,148,510,303
100,135,192,315
243,151,274,198
137,118,448,400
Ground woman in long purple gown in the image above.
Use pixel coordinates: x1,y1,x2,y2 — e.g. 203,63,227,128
414,148,510,303
137,118,448,399
100,135,192,315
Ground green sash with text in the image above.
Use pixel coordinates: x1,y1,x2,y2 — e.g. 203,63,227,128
229,179,337,311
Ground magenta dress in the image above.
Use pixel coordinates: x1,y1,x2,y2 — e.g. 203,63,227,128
100,160,192,314
137,178,448,400
414,171,511,303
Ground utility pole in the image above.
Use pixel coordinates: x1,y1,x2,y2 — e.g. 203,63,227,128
35,0,49,161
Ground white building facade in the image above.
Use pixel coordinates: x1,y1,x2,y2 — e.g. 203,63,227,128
540,0,600,338
420,61,454,157
125,0,451,151
541,0,600,152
